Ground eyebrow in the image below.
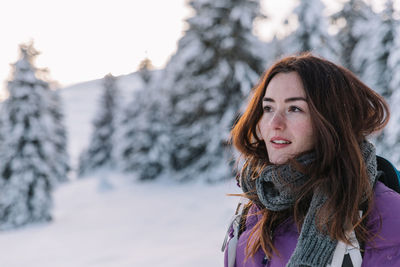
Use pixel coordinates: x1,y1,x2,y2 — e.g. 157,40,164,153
263,97,307,103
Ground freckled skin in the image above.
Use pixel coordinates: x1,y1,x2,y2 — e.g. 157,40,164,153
258,72,315,164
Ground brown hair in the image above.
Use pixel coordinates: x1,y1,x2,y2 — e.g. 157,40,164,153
231,53,389,259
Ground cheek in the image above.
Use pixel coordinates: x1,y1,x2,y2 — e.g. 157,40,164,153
257,118,269,139
293,120,315,146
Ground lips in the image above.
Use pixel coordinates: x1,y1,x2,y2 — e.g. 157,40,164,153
270,137,291,144
270,137,291,148
271,140,291,144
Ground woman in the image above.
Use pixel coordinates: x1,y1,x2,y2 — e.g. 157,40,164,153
224,54,400,267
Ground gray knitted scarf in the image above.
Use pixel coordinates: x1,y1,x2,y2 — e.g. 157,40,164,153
241,141,377,267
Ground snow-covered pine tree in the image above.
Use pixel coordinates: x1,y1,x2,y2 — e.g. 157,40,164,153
283,0,338,61
0,42,55,229
352,0,396,98
78,73,119,176
331,0,376,72
0,102,5,147
115,62,167,180
116,90,161,180
347,0,399,160
377,2,400,165
158,0,268,182
46,89,70,183
388,20,400,100
269,35,285,61
138,57,153,84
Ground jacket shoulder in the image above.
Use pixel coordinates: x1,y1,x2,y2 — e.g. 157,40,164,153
362,182,400,266
368,181,400,242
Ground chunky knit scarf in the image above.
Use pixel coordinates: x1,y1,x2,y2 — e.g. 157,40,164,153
241,141,377,267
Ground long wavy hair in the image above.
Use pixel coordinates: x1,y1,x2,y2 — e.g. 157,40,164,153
231,53,390,259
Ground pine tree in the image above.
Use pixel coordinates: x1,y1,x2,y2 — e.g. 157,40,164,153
116,88,163,180
138,57,153,84
157,0,268,182
284,0,338,61
378,2,400,165
115,59,166,180
0,42,55,229
78,74,119,176
46,89,70,183
352,0,396,97
388,22,400,98
270,35,285,61
331,0,376,72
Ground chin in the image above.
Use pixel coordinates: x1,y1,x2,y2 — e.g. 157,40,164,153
268,151,296,164
269,156,289,165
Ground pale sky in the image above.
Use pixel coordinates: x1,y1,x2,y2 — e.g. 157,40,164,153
0,0,192,88
0,0,392,88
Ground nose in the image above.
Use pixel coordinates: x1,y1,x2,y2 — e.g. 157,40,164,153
270,111,286,130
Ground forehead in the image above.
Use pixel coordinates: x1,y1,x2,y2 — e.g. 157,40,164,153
264,72,306,98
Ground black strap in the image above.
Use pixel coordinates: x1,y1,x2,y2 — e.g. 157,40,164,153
238,204,250,237
341,253,354,267
376,156,400,193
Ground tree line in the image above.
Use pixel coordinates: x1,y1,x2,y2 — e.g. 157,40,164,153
0,0,399,230
81,0,400,183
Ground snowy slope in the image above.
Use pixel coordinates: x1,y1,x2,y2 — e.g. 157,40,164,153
0,71,240,267
0,173,239,267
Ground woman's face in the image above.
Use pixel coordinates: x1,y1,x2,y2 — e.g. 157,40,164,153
258,72,315,164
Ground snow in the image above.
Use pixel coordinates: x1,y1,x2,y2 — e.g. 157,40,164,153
0,70,240,266
4,0,400,264
283,0,339,62
0,173,239,267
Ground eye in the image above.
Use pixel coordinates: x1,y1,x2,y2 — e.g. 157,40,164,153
288,106,303,112
263,105,272,112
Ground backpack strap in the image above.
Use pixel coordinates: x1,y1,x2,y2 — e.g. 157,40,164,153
376,156,400,193
327,212,363,267
223,200,365,267
222,197,249,267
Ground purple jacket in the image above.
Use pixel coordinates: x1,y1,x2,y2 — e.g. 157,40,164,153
224,181,400,267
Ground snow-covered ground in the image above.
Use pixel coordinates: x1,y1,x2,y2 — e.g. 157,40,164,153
0,73,240,267
0,173,239,267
